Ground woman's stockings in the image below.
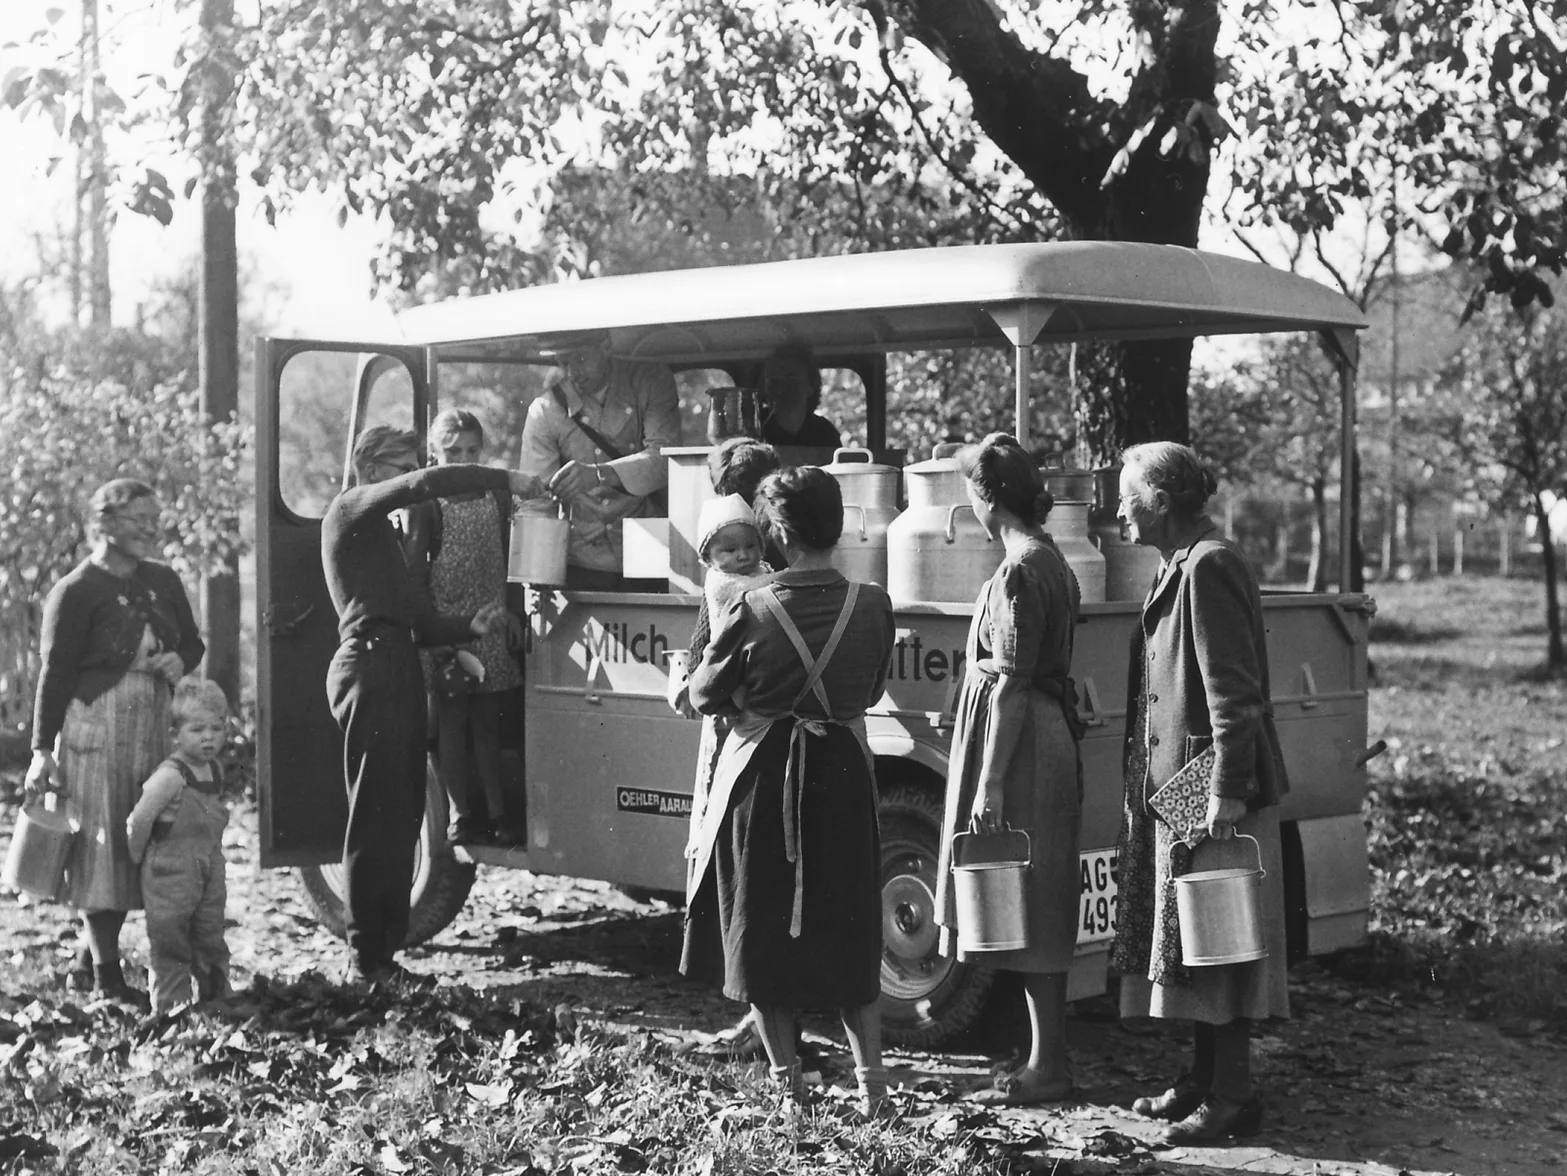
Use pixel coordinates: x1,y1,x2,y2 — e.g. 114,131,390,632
1022,972,1070,1084
81,909,125,967
751,1005,803,1098
841,1002,887,1113
1208,1018,1253,1102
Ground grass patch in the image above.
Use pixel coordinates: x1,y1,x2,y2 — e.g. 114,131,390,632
1352,577,1567,1024
0,975,1032,1175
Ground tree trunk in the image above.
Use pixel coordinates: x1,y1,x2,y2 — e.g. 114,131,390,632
890,0,1215,460
1536,494,1565,667
83,0,110,327
199,0,241,706
1308,477,1328,592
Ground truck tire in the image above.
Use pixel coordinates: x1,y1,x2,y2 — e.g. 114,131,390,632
296,762,477,948
878,781,994,1047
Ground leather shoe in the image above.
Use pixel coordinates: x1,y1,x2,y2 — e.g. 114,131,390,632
1132,1075,1205,1121
1159,1094,1263,1145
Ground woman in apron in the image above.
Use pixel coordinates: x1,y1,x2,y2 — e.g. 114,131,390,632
934,434,1084,1105
681,466,896,1115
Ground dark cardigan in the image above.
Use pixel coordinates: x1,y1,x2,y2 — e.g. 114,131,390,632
32,559,204,751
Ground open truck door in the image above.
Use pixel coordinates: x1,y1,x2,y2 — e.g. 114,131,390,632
254,338,475,944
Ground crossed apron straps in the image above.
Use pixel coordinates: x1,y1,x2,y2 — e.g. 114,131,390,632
755,581,860,938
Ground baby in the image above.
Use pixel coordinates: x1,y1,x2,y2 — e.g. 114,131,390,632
697,494,772,618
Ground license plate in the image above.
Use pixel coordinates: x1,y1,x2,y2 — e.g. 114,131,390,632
1077,848,1119,945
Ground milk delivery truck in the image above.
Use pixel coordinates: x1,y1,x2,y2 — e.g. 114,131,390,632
256,242,1378,1044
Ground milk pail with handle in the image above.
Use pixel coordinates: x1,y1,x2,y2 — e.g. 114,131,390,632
1173,833,1269,966
3,790,78,900
950,828,1032,952
508,502,569,586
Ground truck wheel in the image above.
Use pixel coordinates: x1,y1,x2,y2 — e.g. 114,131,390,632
878,783,993,1047
296,762,477,948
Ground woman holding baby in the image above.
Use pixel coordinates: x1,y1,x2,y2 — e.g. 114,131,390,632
24,479,205,1009
679,466,896,1116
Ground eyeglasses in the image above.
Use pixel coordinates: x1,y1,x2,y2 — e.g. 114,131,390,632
113,511,162,533
377,459,420,476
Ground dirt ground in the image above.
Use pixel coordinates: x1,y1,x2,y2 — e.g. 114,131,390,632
3,797,1563,1176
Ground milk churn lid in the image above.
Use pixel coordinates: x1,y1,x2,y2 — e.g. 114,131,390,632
821,446,899,477
904,441,964,474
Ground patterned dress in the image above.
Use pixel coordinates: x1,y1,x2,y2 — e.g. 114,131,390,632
423,495,521,693
934,537,1084,973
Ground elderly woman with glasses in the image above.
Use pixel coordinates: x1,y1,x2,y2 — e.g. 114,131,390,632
24,479,205,1008
322,425,545,989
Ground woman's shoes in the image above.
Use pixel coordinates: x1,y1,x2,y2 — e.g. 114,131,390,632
93,963,150,1012
970,1066,1075,1106
67,947,95,994
1132,1074,1206,1121
1158,1093,1263,1144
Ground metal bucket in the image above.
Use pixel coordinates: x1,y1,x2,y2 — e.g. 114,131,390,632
508,504,569,586
951,829,1032,952
3,791,78,901
1174,833,1269,966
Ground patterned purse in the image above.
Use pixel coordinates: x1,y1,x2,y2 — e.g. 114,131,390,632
1147,747,1216,847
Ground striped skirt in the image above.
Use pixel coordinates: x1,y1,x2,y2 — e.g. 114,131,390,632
57,672,171,911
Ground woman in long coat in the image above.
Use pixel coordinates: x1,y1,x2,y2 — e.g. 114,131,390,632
1110,442,1290,1143
25,479,204,1007
933,434,1084,1105
681,466,895,1115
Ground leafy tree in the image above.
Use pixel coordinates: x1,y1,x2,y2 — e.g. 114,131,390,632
1434,299,1567,667
1192,338,1347,589
0,283,251,731
218,0,1564,462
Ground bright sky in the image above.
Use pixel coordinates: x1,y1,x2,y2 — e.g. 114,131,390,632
0,0,399,339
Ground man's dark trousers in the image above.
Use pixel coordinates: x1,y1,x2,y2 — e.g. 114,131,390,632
326,628,427,972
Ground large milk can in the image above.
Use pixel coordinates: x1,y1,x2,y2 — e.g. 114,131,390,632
1038,462,1107,604
823,447,900,587
1090,466,1162,602
887,443,1002,603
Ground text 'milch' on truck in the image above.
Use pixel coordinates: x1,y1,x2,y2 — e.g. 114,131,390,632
256,242,1377,1045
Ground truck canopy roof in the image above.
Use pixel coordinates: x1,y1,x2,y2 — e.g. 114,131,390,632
394,241,1367,365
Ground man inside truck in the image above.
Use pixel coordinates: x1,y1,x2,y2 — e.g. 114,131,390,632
517,334,682,590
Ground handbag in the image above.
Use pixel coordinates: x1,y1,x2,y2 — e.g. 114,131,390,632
1147,746,1216,847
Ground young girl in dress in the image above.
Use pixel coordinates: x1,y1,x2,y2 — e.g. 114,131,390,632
404,410,524,845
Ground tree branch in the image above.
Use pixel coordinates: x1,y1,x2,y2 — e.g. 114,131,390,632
873,0,1118,233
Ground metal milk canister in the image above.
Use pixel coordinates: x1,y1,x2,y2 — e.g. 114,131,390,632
1090,466,1162,602
887,443,1002,603
822,447,900,587
1038,461,1107,604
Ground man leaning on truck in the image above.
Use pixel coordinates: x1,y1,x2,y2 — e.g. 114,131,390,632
517,334,682,590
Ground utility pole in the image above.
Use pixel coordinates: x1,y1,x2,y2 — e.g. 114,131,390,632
1381,175,1401,578
198,0,240,706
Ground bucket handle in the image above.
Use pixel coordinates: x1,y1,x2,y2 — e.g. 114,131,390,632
1169,831,1264,877
842,503,868,542
952,827,1032,868
28,788,80,831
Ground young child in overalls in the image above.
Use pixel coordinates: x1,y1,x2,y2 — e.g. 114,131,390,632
126,678,232,1013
